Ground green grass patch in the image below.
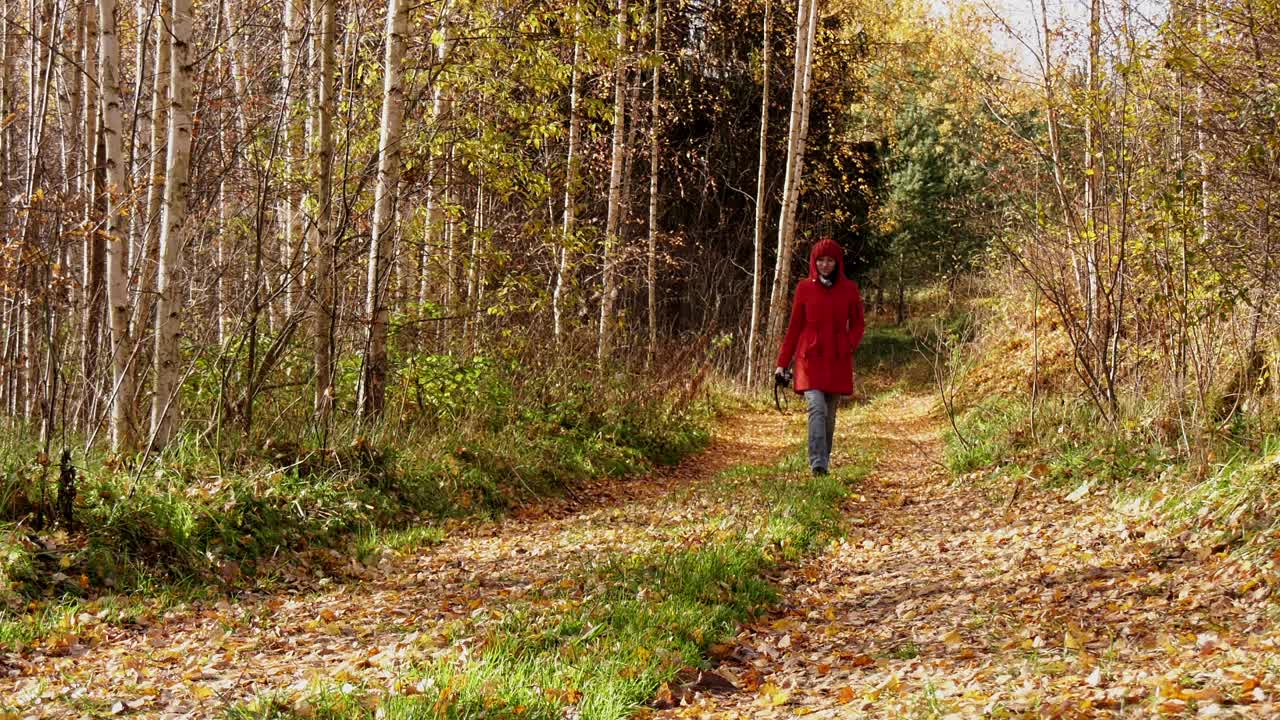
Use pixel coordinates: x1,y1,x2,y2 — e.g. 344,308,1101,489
944,395,1030,475
1147,435,1280,557
858,325,919,373
353,525,446,565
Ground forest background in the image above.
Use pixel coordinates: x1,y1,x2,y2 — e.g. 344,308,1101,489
0,0,1278,672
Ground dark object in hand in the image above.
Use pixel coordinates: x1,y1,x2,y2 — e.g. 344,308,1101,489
773,368,793,412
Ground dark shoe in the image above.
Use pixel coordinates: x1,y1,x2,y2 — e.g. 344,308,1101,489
812,467,828,476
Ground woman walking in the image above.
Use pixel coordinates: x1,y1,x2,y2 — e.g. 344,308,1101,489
775,237,866,475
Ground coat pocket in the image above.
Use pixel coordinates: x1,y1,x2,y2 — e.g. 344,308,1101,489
799,331,822,358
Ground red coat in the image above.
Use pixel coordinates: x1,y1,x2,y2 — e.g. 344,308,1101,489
775,238,866,395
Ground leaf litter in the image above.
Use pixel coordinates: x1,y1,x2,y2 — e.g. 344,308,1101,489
650,394,1280,719
1,411,794,718
5,394,1278,718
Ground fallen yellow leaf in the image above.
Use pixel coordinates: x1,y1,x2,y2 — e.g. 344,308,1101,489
759,682,791,707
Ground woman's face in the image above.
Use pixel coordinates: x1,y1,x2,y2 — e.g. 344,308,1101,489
816,255,836,275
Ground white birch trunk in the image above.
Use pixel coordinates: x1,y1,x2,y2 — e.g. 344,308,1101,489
311,0,336,420
98,0,137,451
597,0,628,360
464,170,484,352
127,0,153,271
746,0,771,385
1083,0,1100,342
150,0,193,448
280,0,306,318
646,0,661,367
132,0,168,336
0,1,11,228
552,1,582,342
220,0,252,346
81,0,105,427
765,0,816,347
424,3,453,310
357,0,408,419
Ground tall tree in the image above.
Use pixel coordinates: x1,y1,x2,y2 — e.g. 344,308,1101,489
81,0,105,429
553,0,582,342
746,0,772,385
132,0,169,342
280,0,307,318
646,0,662,367
357,0,409,419
98,0,137,451
766,0,818,349
423,1,454,312
597,0,628,360
150,0,194,448
310,0,336,422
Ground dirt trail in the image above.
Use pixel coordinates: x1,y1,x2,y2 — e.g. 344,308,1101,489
2,410,793,718
8,395,1279,718
655,394,1280,719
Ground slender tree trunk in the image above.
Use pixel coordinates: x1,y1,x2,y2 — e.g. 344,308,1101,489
310,0,336,422
597,0,628,360
127,0,153,270
1195,0,1210,242
1083,0,1101,359
150,0,193,448
357,0,408,419
221,0,254,342
464,169,484,352
280,0,306,318
765,0,817,347
646,0,662,367
132,0,168,340
444,144,458,314
425,4,454,320
99,0,137,451
0,0,11,231
746,0,771,385
81,0,105,430
553,1,581,342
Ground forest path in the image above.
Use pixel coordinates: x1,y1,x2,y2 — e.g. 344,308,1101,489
3,407,796,718
652,394,1280,719
8,392,1280,718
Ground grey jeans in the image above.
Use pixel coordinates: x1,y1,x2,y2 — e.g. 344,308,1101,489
804,390,840,471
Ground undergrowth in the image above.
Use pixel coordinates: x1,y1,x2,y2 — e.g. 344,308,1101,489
0,352,713,645
938,279,1280,564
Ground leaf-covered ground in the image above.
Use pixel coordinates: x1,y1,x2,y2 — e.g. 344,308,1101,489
5,393,1279,718
1,410,794,717
651,395,1280,719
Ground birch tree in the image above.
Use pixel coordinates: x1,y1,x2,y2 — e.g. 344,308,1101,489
280,0,307,317
765,0,818,348
150,0,194,448
597,0,628,360
422,1,454,311
310,0,336,422
552,0,582,342
132,0,168,338
646,0,661,366
81,0,105,428
746,0,772,385
98,0,137,451
357,0,409,419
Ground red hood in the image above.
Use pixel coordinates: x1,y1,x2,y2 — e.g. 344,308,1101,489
808,238,846,282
